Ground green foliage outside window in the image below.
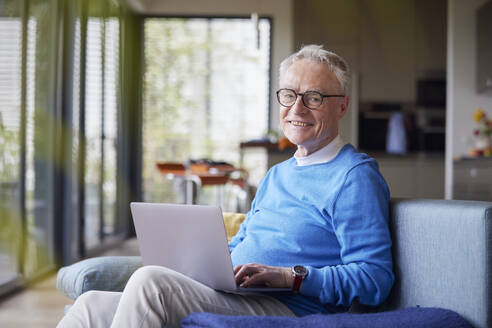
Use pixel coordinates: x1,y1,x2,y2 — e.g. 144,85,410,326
143,18,271,205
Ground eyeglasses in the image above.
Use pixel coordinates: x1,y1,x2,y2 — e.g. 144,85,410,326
276,88,345,110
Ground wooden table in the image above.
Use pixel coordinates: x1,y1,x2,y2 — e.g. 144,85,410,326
156,162,241,206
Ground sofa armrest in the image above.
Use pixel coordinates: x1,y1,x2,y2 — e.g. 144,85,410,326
56,256,142,300
380,198,492,328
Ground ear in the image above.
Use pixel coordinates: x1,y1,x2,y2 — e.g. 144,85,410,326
337,96,349,120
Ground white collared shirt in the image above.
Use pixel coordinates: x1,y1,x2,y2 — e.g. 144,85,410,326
294,135,346,166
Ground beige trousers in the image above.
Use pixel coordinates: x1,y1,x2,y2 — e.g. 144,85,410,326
57,266,295,328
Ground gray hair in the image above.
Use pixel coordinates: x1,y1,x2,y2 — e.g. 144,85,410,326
279,44,350,93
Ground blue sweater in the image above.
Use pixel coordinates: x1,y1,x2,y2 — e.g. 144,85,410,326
229,144,394,316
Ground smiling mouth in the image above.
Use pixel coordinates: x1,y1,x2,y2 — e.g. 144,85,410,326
289,120,312,127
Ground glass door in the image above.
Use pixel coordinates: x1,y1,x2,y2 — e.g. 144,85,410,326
142,17,271,207
23,0,57,278
0,0,23,285
83,0,121,251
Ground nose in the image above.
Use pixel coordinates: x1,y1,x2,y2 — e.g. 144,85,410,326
290,95,309,114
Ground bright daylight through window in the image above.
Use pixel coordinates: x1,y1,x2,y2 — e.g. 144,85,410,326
143,18,271,211
0,5,22,285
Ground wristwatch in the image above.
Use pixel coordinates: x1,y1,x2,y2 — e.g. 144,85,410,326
291,265,308,293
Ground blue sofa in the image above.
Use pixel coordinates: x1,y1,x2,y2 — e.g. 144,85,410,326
57,198,491,327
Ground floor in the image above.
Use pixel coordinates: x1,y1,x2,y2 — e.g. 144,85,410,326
0,238,140,328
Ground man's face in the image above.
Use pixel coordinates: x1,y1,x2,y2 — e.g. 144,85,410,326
279,59,348,156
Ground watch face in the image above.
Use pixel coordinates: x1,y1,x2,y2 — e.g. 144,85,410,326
293,265,307,276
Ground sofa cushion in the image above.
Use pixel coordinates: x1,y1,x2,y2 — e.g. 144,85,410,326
56,256,142,300
181,307,473,328
222,212,246,242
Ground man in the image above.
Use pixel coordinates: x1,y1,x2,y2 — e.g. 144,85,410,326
58,44,394,328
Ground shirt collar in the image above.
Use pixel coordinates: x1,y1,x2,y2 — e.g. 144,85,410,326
294,135,346,166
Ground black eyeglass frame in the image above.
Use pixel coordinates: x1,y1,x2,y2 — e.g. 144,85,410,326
276,88,345,110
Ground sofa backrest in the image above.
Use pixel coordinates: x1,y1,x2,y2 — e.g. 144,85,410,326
378,198,492,328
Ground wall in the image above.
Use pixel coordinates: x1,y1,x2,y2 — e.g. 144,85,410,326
123,0,294,132
294,0,447,101
446,0,492,198
292,0,447,145
377,156,444,198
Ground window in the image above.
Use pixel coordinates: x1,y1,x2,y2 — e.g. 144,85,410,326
102,16,119,236
69,1,82,261
23,0,58,278
0,0,23,285
84,15,104,249
142,17,271,208
0,0,129,296
0,0,60,286
84,0,120,251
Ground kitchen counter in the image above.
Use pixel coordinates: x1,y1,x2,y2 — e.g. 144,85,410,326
453,157,492,201
370,152,445,199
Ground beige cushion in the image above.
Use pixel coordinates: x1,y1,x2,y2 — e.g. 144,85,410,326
222,212,246,242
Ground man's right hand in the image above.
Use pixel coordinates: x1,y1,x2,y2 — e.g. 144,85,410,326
234,263,293,289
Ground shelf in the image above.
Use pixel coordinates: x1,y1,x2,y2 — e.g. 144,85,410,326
420,127,445,133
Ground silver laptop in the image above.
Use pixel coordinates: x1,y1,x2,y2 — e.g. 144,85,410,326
130,202,290,293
